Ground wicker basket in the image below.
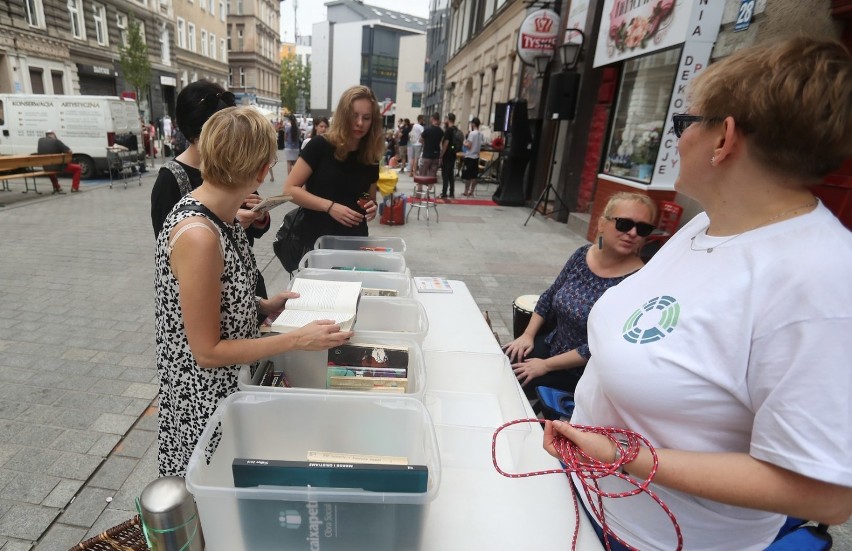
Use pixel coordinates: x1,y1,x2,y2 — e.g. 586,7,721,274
69,515,149,551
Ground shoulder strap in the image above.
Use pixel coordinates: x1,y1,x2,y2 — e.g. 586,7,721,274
178,203,246,266
166,160,193,197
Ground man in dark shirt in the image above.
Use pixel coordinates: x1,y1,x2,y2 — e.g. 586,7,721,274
419,112,443,177
440,113,459,198
36,131,83,193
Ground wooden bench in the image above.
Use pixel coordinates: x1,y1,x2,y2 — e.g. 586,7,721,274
0,153,73,194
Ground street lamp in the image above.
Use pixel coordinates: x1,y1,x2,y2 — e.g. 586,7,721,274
534,54,551,78
558,28,585,71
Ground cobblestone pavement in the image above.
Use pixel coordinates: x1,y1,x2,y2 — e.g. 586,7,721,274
0,163,849,549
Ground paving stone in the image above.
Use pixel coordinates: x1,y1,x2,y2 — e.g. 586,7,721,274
0,502,60,540
87,351,126,366
0,445,23,469
121,383,157,400
32,523,88,551
0,538,33,551
41,479,84,508
87,379,131,397
49,430,101,455
108,446,157,511
0,472,60,504
4,448,62,474
117,367,156,384
112,429,155,459
0,353,36,369
84,507,138,540
0,402,29,422
89,413,136,436
122,398,151,418
88,456,137,491
118,355,153,369
87,434,121,459
0,469,16,493
54,487,112,528
133,407,158,431
9,423,63,449
44,452,102,481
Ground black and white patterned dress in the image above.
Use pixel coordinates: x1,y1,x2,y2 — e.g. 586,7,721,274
154,194,259,477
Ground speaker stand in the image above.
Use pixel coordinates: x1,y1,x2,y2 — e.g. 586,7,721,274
524,120,568,226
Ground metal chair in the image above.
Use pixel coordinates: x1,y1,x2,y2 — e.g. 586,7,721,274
107,148,141,189
406,175,439,225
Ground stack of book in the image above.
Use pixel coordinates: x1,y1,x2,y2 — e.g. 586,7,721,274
257,361,292,388
326,343,409,393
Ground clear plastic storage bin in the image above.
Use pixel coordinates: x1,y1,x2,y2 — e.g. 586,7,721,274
299,249,408,274
239,334,426,399
314,235,407,254
186,391,441,551
353,297,429,345
292,267,414,298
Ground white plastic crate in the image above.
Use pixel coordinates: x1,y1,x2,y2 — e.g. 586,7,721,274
299,249,408,275
291,267,414,298
239,334,426,400
186,391,441,551
314,235,407,254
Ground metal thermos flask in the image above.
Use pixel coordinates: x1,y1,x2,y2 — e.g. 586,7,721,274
138,476,205,551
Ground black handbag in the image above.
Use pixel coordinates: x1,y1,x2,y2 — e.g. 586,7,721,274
273,208,312,274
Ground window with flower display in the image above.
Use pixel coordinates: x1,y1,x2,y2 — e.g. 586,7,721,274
603,47,680,184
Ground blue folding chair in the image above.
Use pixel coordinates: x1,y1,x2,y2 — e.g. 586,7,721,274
535,386,575,421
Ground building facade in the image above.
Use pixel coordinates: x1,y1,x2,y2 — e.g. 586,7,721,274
0,0,177,122
310,0,426,120
422,0,450,117
173,0,229,90
226,0,280,117
395,34,426,123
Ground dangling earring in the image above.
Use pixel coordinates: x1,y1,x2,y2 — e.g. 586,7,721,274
597,235,603,250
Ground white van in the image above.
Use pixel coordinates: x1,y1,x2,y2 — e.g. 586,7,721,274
0,94,144,179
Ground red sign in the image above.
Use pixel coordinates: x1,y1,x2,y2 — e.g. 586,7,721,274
517,9,561,66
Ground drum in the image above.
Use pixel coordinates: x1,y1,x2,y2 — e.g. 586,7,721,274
512,294,540,339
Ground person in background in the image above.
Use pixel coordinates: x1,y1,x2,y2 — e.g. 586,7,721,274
440,113,459,199
504,192,656,400
171,127,188,158
544,37,852,550
462,117,483,197
283,114,301,172
419,112,443,177
37,131,83,194
280,85,382,257
384,130,396,165
409,114,424,176
154,106,352,477
301,116,329,150
397,118,410,173
150,80,271,318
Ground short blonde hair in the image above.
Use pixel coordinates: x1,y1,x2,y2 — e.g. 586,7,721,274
199,106,276,188
325,85,385,165
689,36,852,179
602,192,658,224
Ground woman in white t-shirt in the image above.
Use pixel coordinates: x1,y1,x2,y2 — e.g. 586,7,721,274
544,37,852,551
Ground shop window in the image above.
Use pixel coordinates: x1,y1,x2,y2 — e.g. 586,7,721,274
603,47,680,183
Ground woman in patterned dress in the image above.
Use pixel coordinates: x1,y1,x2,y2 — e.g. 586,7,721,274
154,106,352,477
503,192,657,399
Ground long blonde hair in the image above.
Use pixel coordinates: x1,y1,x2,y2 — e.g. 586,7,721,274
324,85,385,165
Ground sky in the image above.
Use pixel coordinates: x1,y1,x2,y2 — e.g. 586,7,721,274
279,0,431,42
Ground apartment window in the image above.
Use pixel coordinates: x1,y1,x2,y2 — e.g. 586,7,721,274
200,0,204,10
412,93,422,108
201,29,208,56
220,38,227,62
187,23,196,52
227,28,231,50
51,71,64,94
181,70,188,87
219,0,225,21
30,68,45,94
117,13,128,46
176,17,186,48
209,33,216,60
235,0,242,15
239,67,245,87
93,3,108,46
160,25,170,64
25,0,44,27
68,0,86,40
236,26,244,50
228,67,232,86
138,20,146,43
209,0,215,15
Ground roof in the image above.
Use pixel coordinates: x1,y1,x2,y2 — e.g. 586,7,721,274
326,0,427,32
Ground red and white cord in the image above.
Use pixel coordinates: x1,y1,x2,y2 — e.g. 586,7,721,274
492,419,683,551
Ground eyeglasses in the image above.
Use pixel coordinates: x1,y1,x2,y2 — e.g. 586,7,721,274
199,91,236,109
671,114,705,138
269,157,278,168
605,216,656,237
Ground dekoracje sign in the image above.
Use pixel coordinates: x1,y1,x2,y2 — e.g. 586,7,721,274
517,9,561,66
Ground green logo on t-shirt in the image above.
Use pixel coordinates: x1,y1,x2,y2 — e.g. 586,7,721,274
623,295,680,344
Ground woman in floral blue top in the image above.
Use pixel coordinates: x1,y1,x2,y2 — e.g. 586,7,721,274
504,192,657,398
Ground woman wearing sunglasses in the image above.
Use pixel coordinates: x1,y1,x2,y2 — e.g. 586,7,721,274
545,37,852,550
504,192,657,400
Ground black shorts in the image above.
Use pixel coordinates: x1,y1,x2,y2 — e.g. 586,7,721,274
461,157,479,180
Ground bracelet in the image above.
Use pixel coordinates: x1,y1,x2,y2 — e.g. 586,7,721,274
326,201,334,214
612,436,630,474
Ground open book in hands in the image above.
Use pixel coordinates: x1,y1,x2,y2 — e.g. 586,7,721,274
251,193,293,214
270,278,362,332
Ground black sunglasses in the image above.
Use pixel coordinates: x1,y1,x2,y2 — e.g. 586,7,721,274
605,216,656,237
671,114,705,138
199,91,236,109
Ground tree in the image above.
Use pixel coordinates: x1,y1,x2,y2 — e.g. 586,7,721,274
119,17,152,118
280,54,310,114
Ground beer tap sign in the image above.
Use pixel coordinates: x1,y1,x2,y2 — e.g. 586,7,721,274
517,8,562,74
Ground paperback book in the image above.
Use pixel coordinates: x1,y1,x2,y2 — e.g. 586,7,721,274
413,276,453,293
250,193,293,214
270,278,362,332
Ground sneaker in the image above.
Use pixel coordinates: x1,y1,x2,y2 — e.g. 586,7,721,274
449,194,455,199
70,188,80,193
52,188,66,195
440,194,447,199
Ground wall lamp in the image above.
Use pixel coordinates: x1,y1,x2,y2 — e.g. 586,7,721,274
533,54,551,78
559,28,585,71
